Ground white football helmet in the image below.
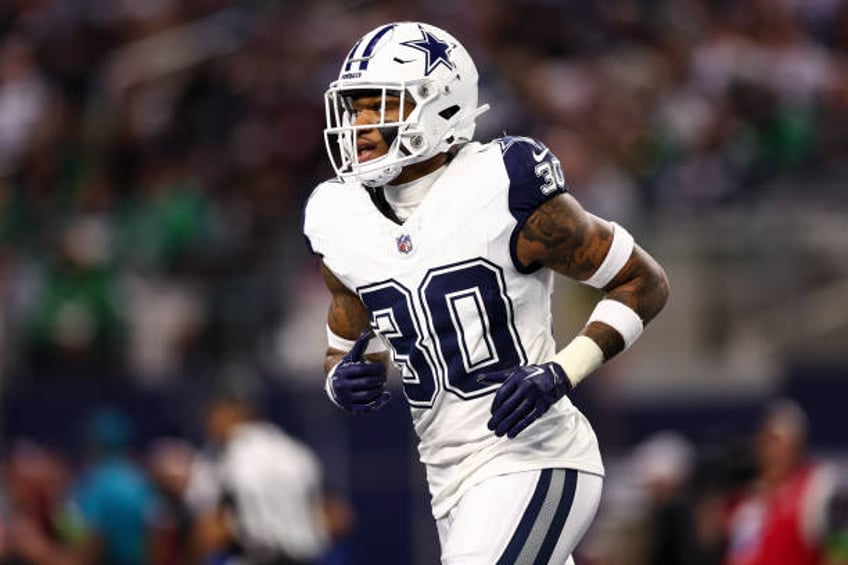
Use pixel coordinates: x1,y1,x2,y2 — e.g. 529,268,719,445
324,22,489,187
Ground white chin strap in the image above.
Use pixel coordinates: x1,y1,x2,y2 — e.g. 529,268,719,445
359,163,403,187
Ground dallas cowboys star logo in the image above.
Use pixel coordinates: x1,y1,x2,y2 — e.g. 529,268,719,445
400,26,455,76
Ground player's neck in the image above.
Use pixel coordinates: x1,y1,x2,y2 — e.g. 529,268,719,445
390,152,449,185
383,160,447,222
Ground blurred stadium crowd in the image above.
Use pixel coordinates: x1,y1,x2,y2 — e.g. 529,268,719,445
0,0,847,563
2,0,848,383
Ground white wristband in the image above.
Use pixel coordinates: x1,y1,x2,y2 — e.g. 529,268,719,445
326,325,387,354
583,221,634,289
587,299,644,349
552,336,605,388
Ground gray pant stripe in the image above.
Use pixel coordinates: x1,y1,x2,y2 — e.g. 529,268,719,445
514,469,565,565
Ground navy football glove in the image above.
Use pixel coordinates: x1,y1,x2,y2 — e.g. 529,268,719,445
325,329,391,415
477,362,572,439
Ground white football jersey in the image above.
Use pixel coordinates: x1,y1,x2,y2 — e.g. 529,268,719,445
304,136,604,519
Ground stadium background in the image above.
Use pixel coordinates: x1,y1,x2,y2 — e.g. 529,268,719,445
0,0,846,563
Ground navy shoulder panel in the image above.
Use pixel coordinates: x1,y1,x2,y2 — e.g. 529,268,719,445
498,136,569,222
498,136,569,274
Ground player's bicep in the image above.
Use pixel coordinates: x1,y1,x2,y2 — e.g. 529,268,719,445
321,262,370,340
516,192,614,281
320,262,391,370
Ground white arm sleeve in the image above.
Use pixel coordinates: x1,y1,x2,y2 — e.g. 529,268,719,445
582,220,634,288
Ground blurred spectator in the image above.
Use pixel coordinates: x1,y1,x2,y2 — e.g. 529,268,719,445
118,149,211,274
185,379,352,565
43,407,161,565
0,33,52,175
145,437,196,565
587,431,725,565
71,408,158,565
0,440,77,565
21,217,124,380
825,468,848,565
724,399,838,565
633,432,701,565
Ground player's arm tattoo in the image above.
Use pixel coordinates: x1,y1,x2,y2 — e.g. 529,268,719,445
517,193,608,280
517,193,669,359
320,262,391,372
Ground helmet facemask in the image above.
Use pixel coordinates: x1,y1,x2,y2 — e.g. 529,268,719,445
324,82,443,187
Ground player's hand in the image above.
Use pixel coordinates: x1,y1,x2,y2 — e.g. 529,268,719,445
326,329,391,415
477,362,572,438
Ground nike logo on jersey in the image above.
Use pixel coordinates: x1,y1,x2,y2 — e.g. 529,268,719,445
532,146,549,162
393,57,415,64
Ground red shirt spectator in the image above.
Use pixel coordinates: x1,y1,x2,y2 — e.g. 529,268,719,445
725,400,837,565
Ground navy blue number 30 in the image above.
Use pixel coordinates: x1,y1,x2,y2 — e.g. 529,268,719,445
358,258,527,408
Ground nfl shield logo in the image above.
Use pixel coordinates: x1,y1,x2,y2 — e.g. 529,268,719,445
396,234,414,254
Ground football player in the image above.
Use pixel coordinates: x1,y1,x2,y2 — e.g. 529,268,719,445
303,21,669,564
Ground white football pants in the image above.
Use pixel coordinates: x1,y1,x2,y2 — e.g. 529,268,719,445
436,469,603,565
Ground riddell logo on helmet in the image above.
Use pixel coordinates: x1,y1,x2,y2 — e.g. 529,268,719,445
341,72,362,80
